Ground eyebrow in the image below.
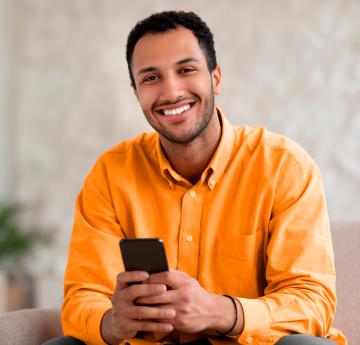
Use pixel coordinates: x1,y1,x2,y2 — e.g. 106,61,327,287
136,57,201,77
175,57,201,66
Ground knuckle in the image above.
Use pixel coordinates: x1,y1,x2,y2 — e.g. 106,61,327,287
164,272,173,283
177,317,187,327
179,291,191,303
188,280,196,288
140,321,151,331
111,295,116,304
111,291,121,304
118,319,127,330
116,274,123,285
136,308,144,319
150,296,159,303
182,305,192,315
112,309,119,318
127,285,137,297
143,296,154,304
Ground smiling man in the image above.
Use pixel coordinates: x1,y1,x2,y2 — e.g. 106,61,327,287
52,11,347,345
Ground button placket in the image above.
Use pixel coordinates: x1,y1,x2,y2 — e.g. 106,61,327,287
177,185,204,278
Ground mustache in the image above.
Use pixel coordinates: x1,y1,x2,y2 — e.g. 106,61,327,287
152,96,199,110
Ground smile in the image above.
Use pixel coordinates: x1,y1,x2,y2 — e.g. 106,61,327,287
163,104,191,116
156,102,195,123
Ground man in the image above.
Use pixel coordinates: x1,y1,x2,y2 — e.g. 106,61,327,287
48,11,347,345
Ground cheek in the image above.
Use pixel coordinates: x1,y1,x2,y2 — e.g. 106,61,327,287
184,77,211,99
138,87,158,111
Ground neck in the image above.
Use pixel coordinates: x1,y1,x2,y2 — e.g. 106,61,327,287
159,108,222,185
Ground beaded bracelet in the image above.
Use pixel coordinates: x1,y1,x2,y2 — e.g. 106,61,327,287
216,295,238,336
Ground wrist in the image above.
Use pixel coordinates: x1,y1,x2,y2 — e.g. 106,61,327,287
206,294,233,332
100,309,130,345
209,294,244,336
227,298,244,336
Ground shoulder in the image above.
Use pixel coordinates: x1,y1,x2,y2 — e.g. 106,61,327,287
87,131,158,181
233,125,315,169
104,131,157,155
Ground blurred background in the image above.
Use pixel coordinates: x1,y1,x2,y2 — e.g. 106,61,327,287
0,0,359,314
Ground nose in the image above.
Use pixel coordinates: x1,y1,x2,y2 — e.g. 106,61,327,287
159,73,184,102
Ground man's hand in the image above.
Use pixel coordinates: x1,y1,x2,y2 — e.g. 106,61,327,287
101,271,176,345
135,269,244,335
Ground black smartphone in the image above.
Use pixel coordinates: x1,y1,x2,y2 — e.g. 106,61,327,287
119,238,169,275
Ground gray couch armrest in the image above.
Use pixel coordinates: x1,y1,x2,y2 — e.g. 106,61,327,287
0,306,63,345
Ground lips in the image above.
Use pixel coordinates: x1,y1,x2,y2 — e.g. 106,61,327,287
156,102,195,123
155,101,196,115
162,103,191,116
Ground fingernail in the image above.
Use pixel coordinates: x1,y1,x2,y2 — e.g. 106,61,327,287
139,272,148,279
156,284,164,292
166,309,174,318
164,325,172,332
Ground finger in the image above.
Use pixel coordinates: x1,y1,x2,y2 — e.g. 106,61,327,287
136,290,178,305
127,305,176,320
169,268,188,276
115,271,149,291
124,283,167,301
130,319,174,333
148,271,184,289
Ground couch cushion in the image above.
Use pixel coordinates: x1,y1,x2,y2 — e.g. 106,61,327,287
330,220,360,344
0,306,63,345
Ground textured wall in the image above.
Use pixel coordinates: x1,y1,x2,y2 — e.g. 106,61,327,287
4,0,360,278
0,0,11,200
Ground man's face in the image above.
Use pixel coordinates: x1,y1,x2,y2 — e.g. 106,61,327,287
131,27,221,144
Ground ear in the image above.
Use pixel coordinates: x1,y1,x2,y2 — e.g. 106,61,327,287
212,65,222,95
131,83,139,101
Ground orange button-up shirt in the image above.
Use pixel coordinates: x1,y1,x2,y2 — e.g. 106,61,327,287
62,108,347,345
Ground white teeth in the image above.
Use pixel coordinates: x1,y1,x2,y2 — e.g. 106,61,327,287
163,104,191,116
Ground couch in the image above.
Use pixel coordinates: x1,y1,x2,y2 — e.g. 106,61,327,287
0,220,359,345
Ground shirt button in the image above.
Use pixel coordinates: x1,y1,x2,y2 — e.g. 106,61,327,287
186,235,193,242
189,191,196,197
246,338,253,343
210,180,216,186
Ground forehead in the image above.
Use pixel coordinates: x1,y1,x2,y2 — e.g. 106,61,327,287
132,27,206,73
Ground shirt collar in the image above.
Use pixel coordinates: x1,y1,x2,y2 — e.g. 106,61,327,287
156,106,234,190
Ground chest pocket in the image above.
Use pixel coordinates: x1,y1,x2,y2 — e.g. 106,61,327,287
216,230,267,298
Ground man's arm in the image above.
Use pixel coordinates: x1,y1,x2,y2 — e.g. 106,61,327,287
234,162,336,344
62,158,126,344
63,158,183,345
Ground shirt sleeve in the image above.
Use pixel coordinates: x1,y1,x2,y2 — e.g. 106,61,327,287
236,162,337,345
61,158,125,345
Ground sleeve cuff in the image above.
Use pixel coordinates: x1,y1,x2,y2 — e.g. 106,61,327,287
87,305,114,345
235,298,270,344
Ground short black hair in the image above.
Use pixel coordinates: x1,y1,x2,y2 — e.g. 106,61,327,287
126,11,217,88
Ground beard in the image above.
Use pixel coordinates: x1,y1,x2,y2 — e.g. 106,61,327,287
141,81,215,145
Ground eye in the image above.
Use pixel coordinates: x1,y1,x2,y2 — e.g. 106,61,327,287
143,75,159,82
180,68,195,74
